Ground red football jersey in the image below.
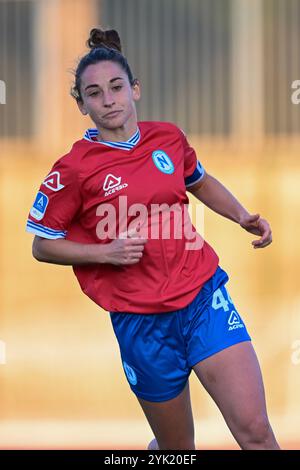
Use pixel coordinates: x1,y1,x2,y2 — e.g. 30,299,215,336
26,121,219,313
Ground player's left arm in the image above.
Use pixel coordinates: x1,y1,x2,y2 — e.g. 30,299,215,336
188,173,272,249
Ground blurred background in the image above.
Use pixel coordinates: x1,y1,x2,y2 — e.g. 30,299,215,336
0,0,300,449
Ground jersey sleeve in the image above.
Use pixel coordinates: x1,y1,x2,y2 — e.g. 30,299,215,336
26,157,82,239
180,129,206,188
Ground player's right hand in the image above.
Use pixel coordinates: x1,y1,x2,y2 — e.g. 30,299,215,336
102,230,148,265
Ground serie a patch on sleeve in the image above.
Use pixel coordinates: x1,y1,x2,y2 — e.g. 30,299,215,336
29,191,49,221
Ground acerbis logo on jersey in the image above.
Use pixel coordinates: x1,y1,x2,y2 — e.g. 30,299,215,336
228,310,245,331
30,191,49,220
43,171,65,192
152,150,174,174
103,173,128,197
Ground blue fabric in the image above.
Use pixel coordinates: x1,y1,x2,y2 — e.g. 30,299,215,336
110,265,251,402
185,161,205,187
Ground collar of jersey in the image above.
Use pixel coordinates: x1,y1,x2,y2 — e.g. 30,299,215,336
83,126,140,151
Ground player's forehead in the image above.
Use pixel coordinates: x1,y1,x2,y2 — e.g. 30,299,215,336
80,61,127,90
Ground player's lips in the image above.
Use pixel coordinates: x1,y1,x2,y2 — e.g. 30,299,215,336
103,110,122,118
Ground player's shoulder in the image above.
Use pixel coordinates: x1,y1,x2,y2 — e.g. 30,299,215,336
51,138,92,170
139,120,184,137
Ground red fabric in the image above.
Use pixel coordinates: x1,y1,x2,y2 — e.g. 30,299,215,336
27,121,219,313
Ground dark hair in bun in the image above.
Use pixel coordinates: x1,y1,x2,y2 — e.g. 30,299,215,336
71,27,135,102
87,28,122,52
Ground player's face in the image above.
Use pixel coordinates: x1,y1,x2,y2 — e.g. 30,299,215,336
78,61,141,131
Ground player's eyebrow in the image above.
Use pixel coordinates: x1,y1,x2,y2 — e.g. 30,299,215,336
84,77,124,91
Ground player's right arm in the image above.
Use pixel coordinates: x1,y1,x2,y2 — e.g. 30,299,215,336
32,236,147,266
27,157,146,266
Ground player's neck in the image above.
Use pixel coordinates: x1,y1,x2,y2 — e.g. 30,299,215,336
96,120,138,143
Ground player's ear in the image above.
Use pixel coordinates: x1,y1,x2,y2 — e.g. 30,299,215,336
132,78,141,102
77,99,88,115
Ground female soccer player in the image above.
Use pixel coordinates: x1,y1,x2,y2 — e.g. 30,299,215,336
26,28,280,450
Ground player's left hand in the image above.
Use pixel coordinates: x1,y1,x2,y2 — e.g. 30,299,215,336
239,213,272,249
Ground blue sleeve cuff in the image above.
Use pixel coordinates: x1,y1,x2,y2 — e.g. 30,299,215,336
185,161,205,187
26,220,66,239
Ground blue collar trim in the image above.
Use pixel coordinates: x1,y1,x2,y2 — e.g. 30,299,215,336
83,127,141,150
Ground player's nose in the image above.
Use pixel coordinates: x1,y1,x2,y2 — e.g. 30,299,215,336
103,90,115,107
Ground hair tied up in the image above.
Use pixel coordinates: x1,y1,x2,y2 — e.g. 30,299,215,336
71,27,135,102
87,28,122,53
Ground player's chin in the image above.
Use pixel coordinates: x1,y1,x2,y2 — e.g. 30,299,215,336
100,116,126,129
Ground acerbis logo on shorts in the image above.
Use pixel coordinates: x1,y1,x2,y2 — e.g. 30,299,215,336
123,361,137,385
103,174,128,197
228,310,245,331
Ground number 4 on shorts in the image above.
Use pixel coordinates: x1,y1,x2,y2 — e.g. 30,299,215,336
212,287,234,312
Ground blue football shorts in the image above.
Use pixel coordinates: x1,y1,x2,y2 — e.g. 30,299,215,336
110,265,251,402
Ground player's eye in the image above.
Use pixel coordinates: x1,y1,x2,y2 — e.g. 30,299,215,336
112,86,122,91
89,91,99,96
